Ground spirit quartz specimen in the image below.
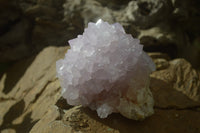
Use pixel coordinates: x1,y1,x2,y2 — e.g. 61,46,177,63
56,19,155,120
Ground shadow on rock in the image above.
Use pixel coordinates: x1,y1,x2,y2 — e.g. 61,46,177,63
56,97,73,110
80,107,152,133
2,56,35,94
0,99,38,132
80,106,200,133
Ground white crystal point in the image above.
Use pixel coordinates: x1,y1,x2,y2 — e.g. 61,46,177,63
96,19,103,25
56,19,155,120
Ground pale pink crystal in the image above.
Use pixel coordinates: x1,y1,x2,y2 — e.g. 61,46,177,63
56,19,155,120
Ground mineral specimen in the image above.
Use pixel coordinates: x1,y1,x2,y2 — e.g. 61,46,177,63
56,19,155,120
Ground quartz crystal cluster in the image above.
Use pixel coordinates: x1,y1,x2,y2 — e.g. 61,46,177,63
56,19,155,120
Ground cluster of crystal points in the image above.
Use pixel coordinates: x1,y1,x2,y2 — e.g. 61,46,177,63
56,19,155,120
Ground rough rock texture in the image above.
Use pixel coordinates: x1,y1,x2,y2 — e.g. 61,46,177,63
0,0,78,62
151,58,200,102
62,0,200,68
31,106,200,133
149,55,200,109
57,20,155,120
0,0,199,69
0,46,200,133
0,0,200,132
0,46,68,132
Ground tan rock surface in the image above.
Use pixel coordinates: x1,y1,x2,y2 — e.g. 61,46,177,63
0,46,69,132
0,46,200,133
151,58,200,102
31,105,200,133
29,106,73,133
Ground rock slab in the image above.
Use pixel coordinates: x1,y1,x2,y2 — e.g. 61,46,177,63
0,46,200,133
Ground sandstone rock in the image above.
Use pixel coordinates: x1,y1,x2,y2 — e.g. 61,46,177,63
0,0,199,131
148,52,170,60
0,0,199,68
0,46,200,133
122,0,173,29
148,52,171,71
63,0,115,26
42,121,72,133
0,46,69,132
150,57,200,109
29,106,72,133
151,59,200,102
31,105,200,133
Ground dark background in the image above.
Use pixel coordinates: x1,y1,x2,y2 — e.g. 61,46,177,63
0,0,200,71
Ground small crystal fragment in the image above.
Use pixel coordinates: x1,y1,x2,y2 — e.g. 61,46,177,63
56,19,155,120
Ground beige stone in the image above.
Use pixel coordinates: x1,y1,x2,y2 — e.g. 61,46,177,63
0,46,200,133
151,58,200,102
0,46,70,132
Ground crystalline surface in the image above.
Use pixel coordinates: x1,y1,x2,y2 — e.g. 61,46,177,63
56,19,156,120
